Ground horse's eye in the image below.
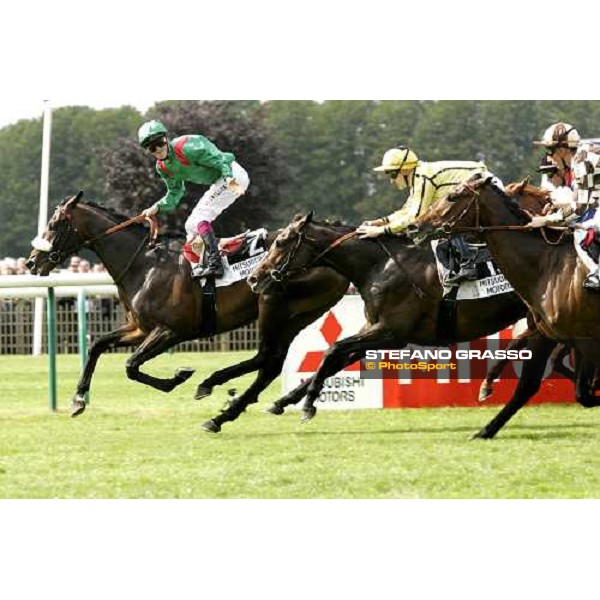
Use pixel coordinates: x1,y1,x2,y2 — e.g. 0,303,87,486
275,239,284,249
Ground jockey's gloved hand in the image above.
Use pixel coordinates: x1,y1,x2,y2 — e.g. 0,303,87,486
361,218,387,227
356,224,386,239
525,210,564,229
226,177,245,195
142,206,159,218
550,187,577,213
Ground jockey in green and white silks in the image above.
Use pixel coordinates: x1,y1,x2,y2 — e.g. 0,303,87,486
356,146,491,284
139,120,250,278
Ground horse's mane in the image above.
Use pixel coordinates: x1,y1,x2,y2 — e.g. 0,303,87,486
317,219,356,233
79,200,149,236
505,182,551,201
84,200,132,222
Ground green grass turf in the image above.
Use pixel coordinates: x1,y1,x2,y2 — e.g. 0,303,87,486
1,351,599,498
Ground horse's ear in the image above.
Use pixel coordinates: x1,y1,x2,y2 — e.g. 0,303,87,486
65,190,84,208
515,178,529,194
298,211,313,229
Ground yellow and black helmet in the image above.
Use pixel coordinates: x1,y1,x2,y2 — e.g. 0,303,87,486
373,146,419,173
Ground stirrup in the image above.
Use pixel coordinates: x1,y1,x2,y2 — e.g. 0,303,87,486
445,267,478,285
583,273,600,292
191,263,224,279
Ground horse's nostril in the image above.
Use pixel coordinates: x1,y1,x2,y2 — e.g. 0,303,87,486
247,275,257,285
25,260,34,270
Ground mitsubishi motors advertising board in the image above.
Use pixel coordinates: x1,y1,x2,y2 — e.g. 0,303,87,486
281,295,575,410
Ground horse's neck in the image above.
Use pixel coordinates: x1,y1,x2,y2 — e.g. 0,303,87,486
319,234,394,288
480,192,575,302
78,210,151,286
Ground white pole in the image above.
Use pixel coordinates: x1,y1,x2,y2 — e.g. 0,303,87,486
33,101,52,356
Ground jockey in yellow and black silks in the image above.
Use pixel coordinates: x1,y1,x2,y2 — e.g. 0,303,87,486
357,146,488,284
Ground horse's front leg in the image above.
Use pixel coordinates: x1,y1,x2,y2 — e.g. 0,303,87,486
71,324,145,417
302,328,397,422
125,326,194,392
473,337,556,439
265,350,366,415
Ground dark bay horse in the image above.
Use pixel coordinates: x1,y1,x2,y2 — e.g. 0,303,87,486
27,192,349,431
411,176,600,436
247,213,528,422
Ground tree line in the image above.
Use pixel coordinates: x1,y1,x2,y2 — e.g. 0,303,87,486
2,100,600,258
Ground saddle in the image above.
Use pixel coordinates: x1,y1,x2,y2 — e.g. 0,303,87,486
182,228,268,267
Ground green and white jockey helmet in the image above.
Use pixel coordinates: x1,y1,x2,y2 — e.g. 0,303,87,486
138,120,168,147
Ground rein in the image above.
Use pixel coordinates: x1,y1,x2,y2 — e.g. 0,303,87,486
43,204,160,275
439,183,570,243
87,214,159,247
308,230,360,265
270,230,360,282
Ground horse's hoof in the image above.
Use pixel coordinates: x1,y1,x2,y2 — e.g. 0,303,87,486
176,367,195,383
264,403,284,415
70,398,86,418
301,406,317,423
195,385,213,401
478,384,492,403
471,429,493,440
201,419,221,433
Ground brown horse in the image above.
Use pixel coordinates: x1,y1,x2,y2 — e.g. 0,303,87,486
410,175,600,436
26,192,348,432
248,213,528,422
412,177,600,350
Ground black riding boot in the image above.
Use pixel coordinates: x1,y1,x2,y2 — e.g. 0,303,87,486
584,269,600,292
191,231,224,278
445,235,479,285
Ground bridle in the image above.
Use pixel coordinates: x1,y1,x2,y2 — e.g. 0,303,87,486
434,180,567,242
269,228,359,283
37,202,159,282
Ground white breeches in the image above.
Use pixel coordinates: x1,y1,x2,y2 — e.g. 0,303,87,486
185,161,250,237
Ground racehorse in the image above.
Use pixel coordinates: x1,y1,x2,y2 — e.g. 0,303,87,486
26,192,349,432
410,175,600,436
247,213,528,422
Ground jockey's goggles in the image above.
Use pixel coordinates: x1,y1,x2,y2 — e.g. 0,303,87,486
386,169,400,180
145,137,167,153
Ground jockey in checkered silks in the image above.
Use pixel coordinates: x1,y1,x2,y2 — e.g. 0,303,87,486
356,146,496,284
139,120,250,278
529,122,600,291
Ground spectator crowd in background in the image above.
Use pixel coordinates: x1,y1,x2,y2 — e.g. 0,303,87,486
0,255,107,275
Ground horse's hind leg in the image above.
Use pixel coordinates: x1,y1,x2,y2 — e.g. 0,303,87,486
70,324,145,417
125,326,194,392
265,349,365,415
194,353,266,400
479,331,531,402
472,337,555,439
302,327,397,422
574,356,600,407
201,349,288,433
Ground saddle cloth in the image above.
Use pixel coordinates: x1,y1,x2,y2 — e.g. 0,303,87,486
432,239,514,300
182,228,268,288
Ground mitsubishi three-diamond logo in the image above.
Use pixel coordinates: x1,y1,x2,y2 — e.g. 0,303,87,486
297,311,360,372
